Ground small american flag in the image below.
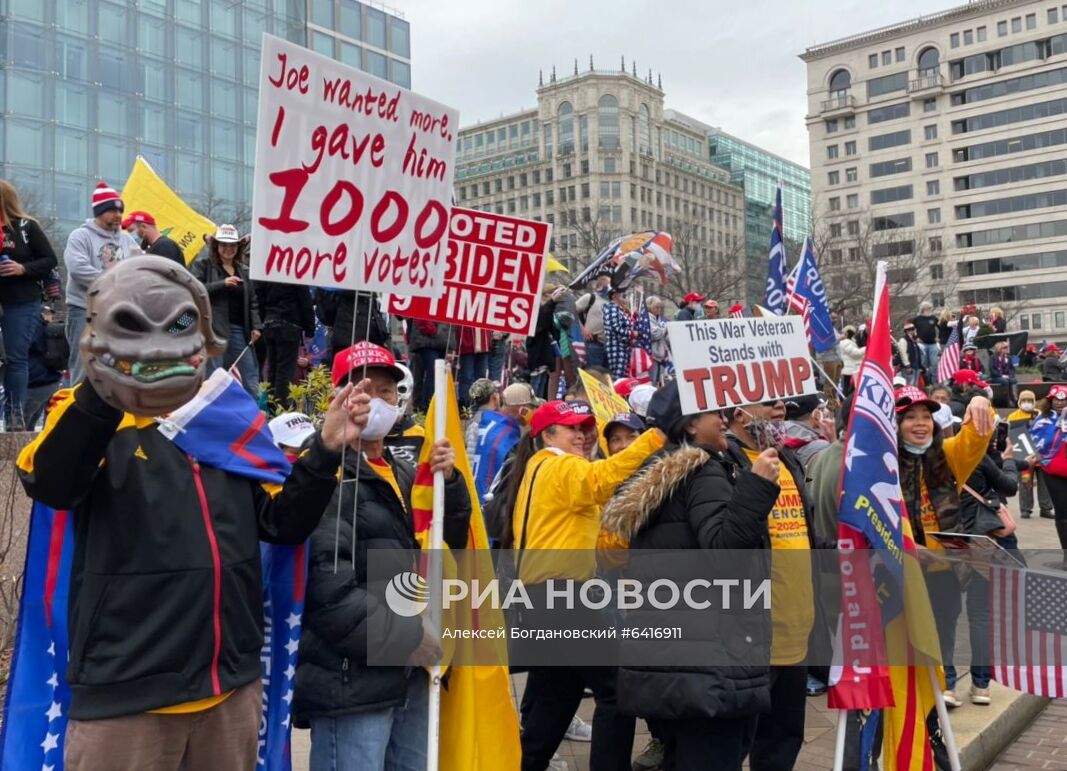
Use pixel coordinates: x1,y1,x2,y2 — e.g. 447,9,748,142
728,304,745,319
937,323,961,384
991,565,1067,697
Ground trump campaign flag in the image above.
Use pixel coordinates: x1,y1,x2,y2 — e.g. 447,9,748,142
785,237,836,354
470,410,522,504
762,188,789,315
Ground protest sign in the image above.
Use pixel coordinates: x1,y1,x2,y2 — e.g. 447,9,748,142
668,316,817,414
1009,422,1036,462
389,208,550,336
122,156,215,266
578,369,631,426
250,34,458,297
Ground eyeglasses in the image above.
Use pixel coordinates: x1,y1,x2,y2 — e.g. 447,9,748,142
762,399,785,407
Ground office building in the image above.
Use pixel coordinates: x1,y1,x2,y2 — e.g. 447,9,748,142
802,0,1067,330
455,61,748,304
707,130,812,303
0,0,410,243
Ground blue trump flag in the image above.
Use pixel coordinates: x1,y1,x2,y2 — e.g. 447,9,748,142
470,410,522,503
762,187,788,315
2,374,306,771
786,237,837,354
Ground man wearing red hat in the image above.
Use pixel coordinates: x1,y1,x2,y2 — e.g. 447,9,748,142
675,291,705,322
295,341,472,770
123,210,184,266
1042,345,1066,382
703,298,720,319
64,181,139,383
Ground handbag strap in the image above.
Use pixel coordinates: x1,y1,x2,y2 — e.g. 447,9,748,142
960,483,989,503
515,458,548,578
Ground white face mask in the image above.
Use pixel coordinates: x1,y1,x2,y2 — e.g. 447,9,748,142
359,397,400,441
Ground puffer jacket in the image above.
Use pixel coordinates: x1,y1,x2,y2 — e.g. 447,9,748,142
839,337,866,376
601,444,778,721
293,449,471,723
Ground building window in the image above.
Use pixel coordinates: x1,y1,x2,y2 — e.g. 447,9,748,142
924,124,938,140
846,167,858,182
1051,8,1060,24
926,152,939,168
844,140,856,156
869,53,878,69
830,223,843,237
928,208,942,224
830,197,841,211
1033,312,1043,329
918,47,940,76
558,101,574,154
978,26,987,41
829,249,843,265
603,157,616,173
930,263,944,280
927,180,940,195
847,220,860,236
1026,13,1037,29
638,104,651,154
998,20,1008,36
827,144,839,159
923,98,937,113
951,33,960,48
598,94,620,149
896,46,906,62
828,170,840,185
882,50,892,65
848,247,860,262
826,119,839,133
930,236,943,252
964,29,974,45
845,116,856,129
847,193,859,208
1012,16,1022,32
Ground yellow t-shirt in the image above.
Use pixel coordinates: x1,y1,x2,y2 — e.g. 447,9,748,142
149,691,232,714
744,448,814,665
369,456,406,510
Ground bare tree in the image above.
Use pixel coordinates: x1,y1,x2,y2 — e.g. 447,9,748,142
200,190,251,234
665,216,747,306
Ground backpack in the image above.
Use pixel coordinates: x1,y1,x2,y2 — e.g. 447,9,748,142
43,322,70,373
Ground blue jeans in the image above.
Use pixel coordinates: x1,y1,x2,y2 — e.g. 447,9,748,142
414,347,442,412
23,380,60,430
65,304,87,384
925,569,962,689
458,352,488,408
1,300,39,427
209,324,260,398
584,340,606,368
309,670,428,771
921,343,940,376
487,340,506,383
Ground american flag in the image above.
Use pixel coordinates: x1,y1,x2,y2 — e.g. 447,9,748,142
991,565,1067,697
937,323,961,384
728,305,745,319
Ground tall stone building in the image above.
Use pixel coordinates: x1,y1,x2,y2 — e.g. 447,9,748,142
455,60,748,304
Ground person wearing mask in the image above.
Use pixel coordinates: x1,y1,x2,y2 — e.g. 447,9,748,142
0,179,58,429
1030,386,1067,560
601,381,781,770
959,428,1020,706
674,292,705,322
723,398,823,769
257,278,316,408
121,211,184,265
602,287,634,381
63,181,138,383
575,275,611,369
912,301,941,375
1007,390,1053,519
295,343,471,771
839,326,866,397
498,400,665,771
894,385,994,707
898,322,926,386
383,362,425,467
190,225,262,397
1041,346,1066,382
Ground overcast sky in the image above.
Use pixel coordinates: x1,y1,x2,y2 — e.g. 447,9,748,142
399,0,959,168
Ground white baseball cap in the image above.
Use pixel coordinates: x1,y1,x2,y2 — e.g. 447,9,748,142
213,223,241,243
628,384,657,417
933,403,956,431
269,412,316,449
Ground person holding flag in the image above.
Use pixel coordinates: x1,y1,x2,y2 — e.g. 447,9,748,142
14,255,374,771
294,342,472,771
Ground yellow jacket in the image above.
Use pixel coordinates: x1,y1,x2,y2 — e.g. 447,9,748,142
1006,408,1036,425
943,416,994,493
513,429,664,582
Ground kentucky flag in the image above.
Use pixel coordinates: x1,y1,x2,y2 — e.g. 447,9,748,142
1,374,306,771
762,187,789,315
471,410,522,504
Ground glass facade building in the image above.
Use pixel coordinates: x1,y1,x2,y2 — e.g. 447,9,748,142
0,0,410,242
708,130,812,302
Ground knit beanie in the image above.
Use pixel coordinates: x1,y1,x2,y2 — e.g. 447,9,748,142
92,182,124,217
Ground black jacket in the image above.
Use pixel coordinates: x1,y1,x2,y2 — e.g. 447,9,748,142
0,218,57,305
16,381,342,719
146,234,185,266
257,281,316,336
601,445,778,720
961,453,1018,535
293,449,471,723
318,291,389,356
189,257,262,340
911,314,939,345
27,319,62,387
525,299,558,371
1042,356,1066,382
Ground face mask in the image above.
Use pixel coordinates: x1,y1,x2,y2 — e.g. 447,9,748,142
902,439,933,455
742,410,786,451
1020,401,1035,412
359,397,400,441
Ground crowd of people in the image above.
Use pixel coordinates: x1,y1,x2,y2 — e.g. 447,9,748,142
3,176,1067,771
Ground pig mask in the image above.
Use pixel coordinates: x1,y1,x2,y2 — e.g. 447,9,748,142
81,255,227,415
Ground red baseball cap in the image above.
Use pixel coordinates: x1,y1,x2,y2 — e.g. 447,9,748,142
704,299,719,308
331,342,404,386
613,377,641,400
530,400,596,437
894,386,940,414
682,292,706,305
951,369,981,386
1049,385,1067,401
121,211,156,229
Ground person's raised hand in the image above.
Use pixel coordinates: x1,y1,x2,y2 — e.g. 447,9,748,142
963,395,994,436
320,379,372,452
751,448,781,482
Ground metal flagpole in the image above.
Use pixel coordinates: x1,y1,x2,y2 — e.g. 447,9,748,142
832,710,849,771
811,356,847,401
425,359,448,771
928,667,962,771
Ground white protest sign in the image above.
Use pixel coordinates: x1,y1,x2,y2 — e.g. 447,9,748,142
250,34,459,297
667,316,817,414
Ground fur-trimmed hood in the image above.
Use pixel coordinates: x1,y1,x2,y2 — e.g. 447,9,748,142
601,445,710,540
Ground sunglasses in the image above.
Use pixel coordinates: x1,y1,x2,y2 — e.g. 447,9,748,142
762,398,785,407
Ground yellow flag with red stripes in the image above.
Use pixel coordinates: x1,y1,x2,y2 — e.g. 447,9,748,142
410,373,521,771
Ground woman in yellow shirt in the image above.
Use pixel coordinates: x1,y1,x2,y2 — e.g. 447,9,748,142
895,384,994,708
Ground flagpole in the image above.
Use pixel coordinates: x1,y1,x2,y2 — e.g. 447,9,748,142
810,356,846,401
832,710,848,771
426,359,448,771
928,667,962,771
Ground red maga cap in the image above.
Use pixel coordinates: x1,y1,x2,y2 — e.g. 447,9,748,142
530,400,596,437
894,386,941,414
331,341,404,386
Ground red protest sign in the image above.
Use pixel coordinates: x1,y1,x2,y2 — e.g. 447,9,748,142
389,208,551,336
250,34,458,298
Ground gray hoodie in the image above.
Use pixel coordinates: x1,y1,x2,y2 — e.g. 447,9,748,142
63,219,138,308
